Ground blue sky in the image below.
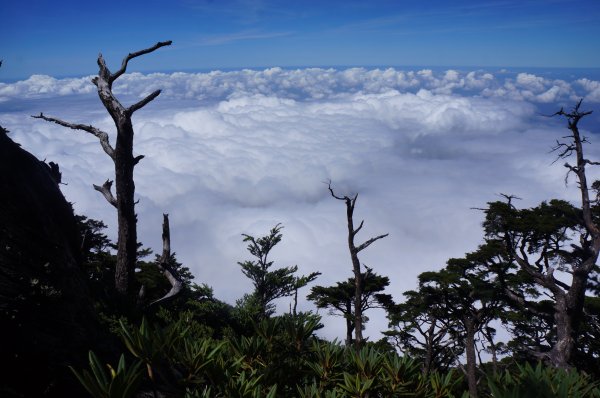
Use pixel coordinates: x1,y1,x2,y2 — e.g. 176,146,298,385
1,0,600,79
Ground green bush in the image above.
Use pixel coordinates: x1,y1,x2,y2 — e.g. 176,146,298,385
487,362,600,398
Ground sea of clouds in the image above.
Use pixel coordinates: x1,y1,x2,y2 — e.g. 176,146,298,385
1,67,599,341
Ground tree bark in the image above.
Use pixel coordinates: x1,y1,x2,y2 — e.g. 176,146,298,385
113,121,137,294
464,318,478,398
549,295,574,369
423,318,436,376
345,299,354,346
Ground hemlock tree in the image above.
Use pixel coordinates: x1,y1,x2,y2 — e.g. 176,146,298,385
238,224,319,319
328,182,388,348
415,245,505,398
385,288,462,377
33,41,172,296
308,268,392,346
483,100,600,369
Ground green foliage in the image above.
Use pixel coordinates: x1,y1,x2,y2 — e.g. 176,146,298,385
238,223,318,319
426,371,467,398
307,340,346,391
487,362,600,398
309,268,393,345
300,342,466,398
379,354,425,396
337,372,374,398
385,287,461,375
70,351,143,398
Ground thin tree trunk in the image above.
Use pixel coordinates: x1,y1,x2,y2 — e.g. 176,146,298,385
464,319,478,398
345,299,354,346
350,236,364,347
328,182,387,350
423,320,436,376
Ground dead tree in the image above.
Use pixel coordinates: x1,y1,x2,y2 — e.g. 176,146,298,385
33,41,172,296
328,182,388,348
489,100,598,369
148,214,183,307
546,100,599,368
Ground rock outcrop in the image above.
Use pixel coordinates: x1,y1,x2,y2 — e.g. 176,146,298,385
0,126,96,397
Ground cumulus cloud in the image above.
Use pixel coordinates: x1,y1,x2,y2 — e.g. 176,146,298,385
1,67,598,341
577,78,600,102
1,67,595,104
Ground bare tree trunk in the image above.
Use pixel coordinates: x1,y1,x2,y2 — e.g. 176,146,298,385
464,318,478,398
329,182,388,349
549,295,574,369
350,233,364,346
33,41,172,297
483,327,498,374
345,299,354,346
547,101,599,367
148,214,183,307
114,121,137,294
423,319,436,377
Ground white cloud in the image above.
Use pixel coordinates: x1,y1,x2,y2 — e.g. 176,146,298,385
2,68,595,105
1,67,598,342
577,78,600,102
516,72,547,91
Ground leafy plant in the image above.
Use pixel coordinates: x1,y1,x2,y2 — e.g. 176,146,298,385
487,362,600,398
70,351,143,398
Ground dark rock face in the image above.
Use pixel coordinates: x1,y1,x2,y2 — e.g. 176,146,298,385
0,126,95,397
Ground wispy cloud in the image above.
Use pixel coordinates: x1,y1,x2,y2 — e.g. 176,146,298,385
190,30,293,46
181,0,284,25
328,0,592,36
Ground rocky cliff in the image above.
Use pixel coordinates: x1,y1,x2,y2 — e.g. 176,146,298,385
0,125,96,397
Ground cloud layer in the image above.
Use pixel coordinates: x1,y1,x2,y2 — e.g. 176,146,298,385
1,67,599,341
2,67,598,104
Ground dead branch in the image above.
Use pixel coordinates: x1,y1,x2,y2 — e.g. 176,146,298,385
31,113,115,159
133,155,145,165
355,234,389,253
149,214,183,306
93,179,117,208
127,89,162,115
498,193,521,207
110,41,172,84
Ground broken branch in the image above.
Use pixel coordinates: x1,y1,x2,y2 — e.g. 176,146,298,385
93,179,117,208
149,214,183,306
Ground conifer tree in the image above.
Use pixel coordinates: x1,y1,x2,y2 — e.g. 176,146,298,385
238,224,318,319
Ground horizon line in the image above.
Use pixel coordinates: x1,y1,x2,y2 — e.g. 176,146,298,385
2,64,600,83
